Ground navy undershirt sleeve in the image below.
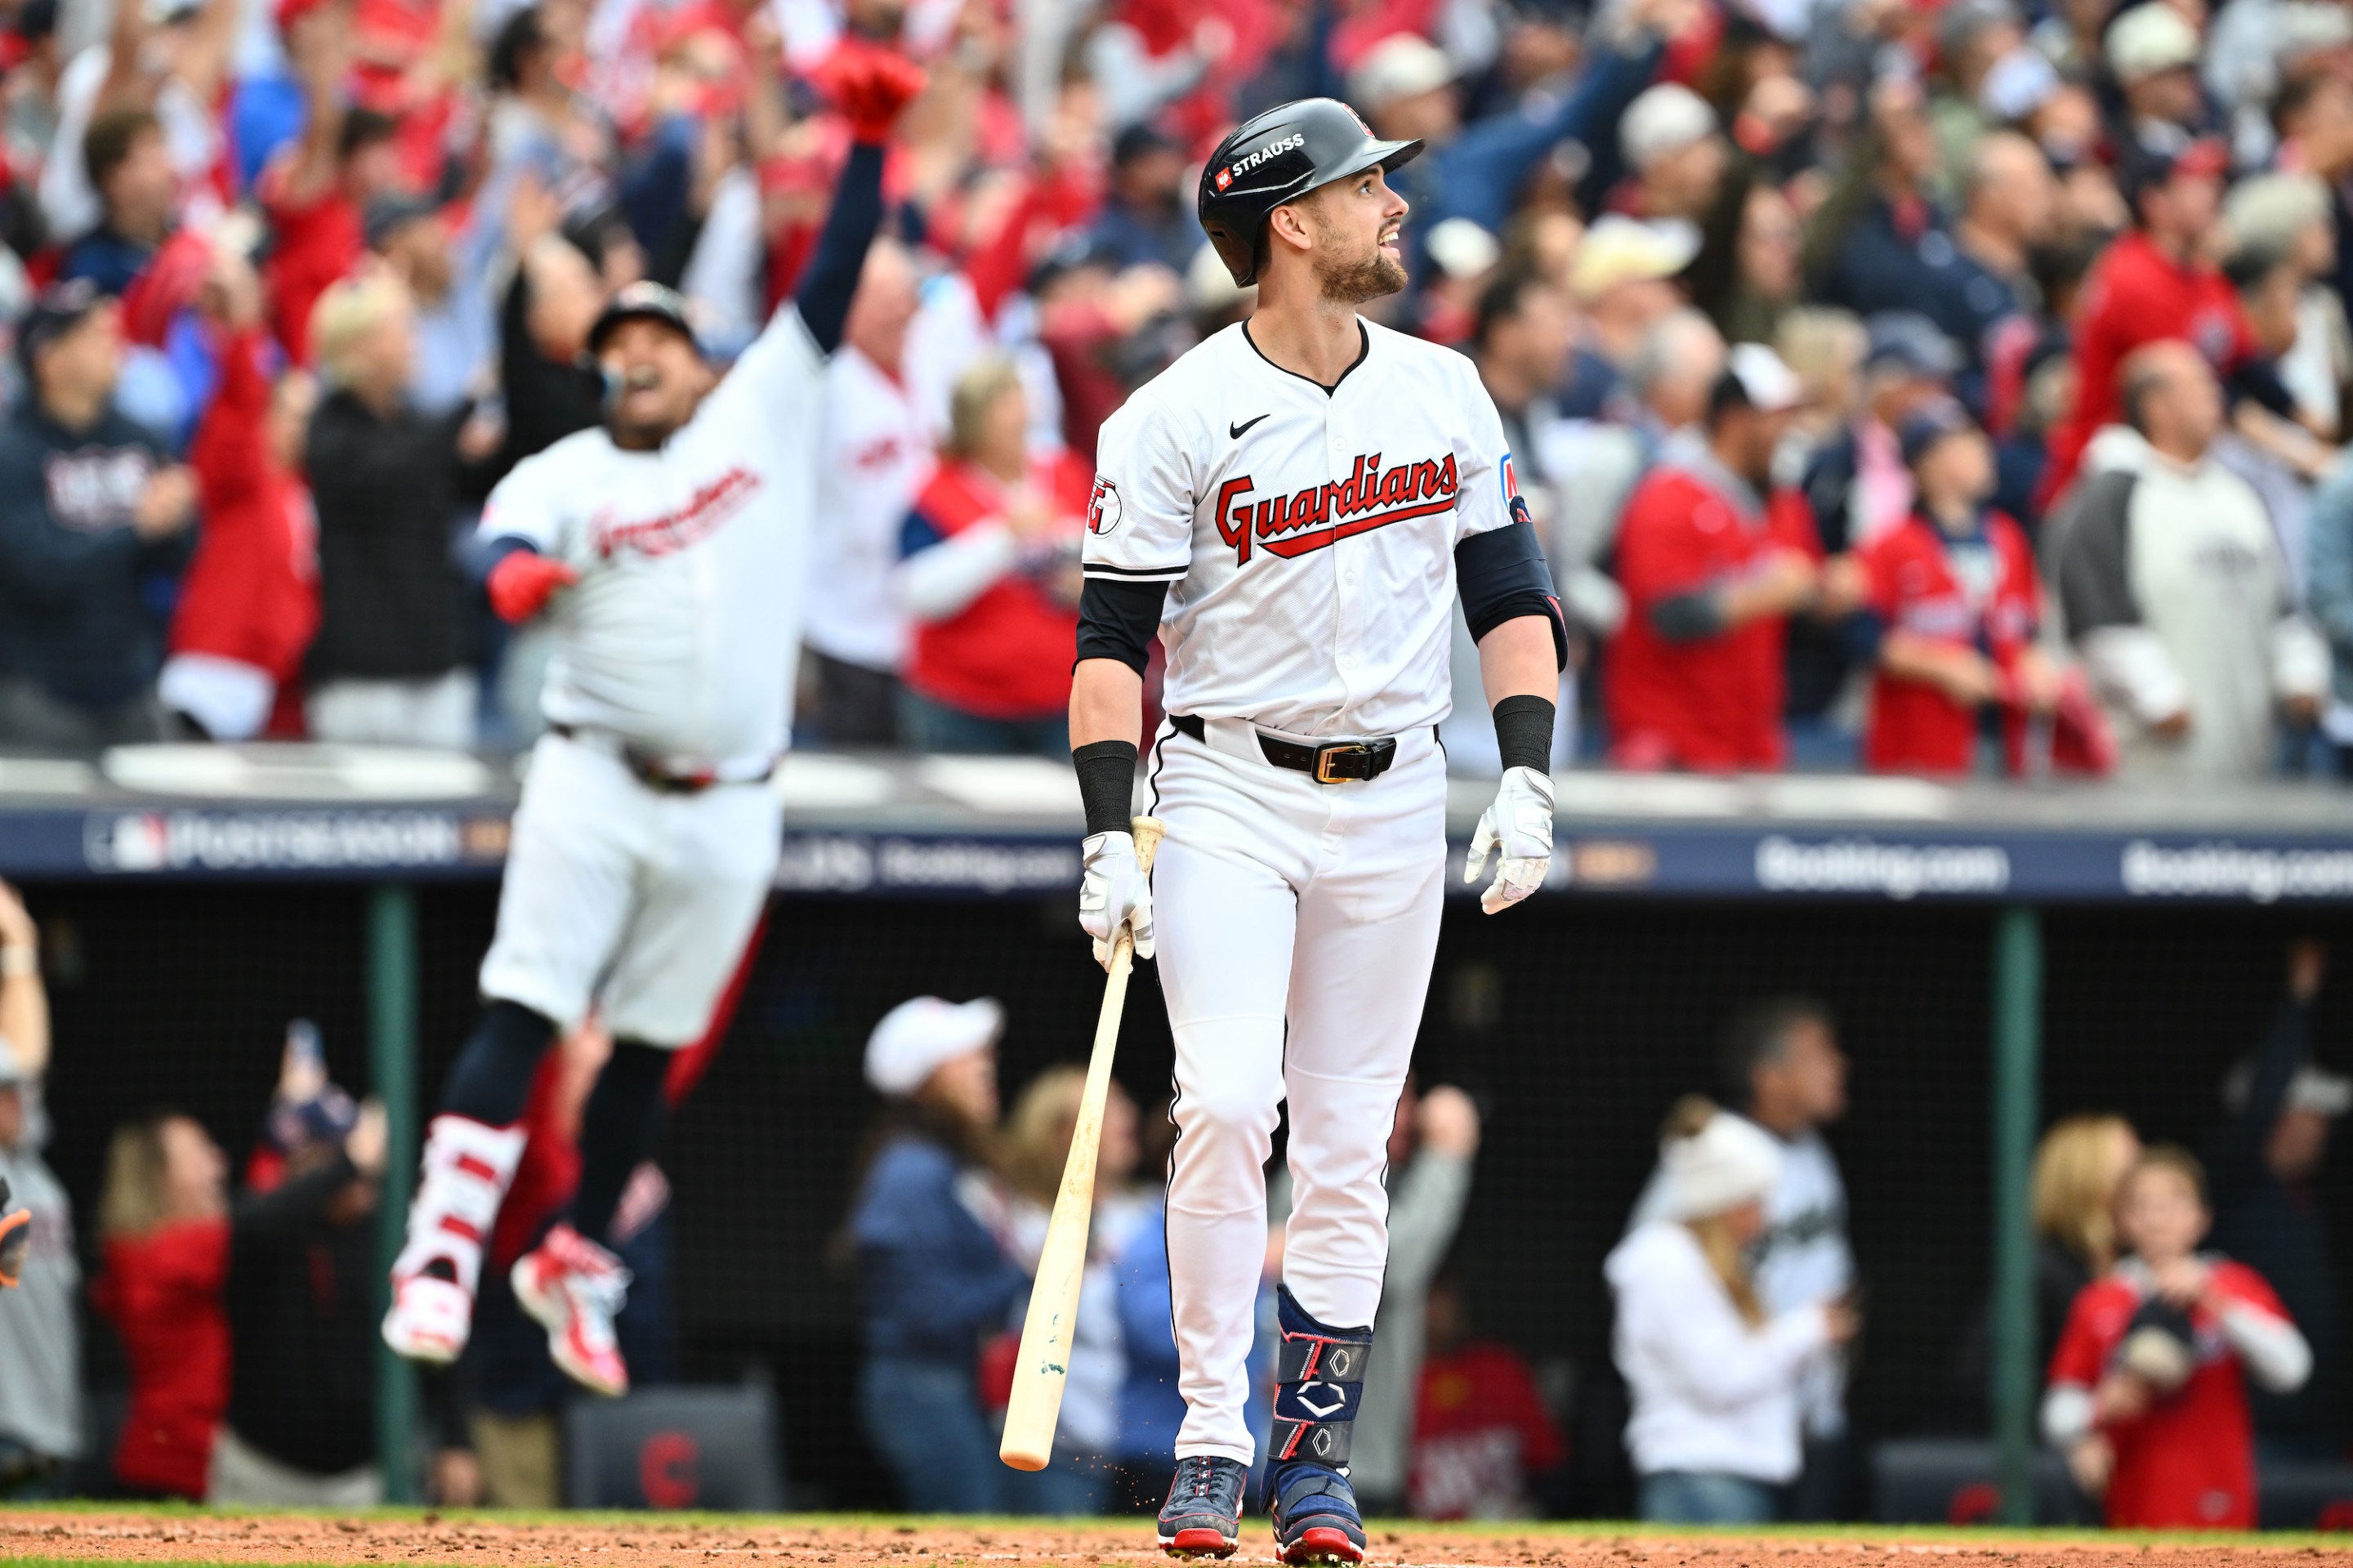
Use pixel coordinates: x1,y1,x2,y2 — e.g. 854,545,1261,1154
1455,520,1569,668
795,141,886,356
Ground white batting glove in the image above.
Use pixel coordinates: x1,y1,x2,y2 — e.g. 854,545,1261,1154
1464,766,1555,914
1079,830,1156,968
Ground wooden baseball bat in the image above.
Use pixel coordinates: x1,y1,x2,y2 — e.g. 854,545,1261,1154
1000,814,1166,1472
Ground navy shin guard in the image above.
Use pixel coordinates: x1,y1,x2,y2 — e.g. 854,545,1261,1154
1264,1286,1371,1564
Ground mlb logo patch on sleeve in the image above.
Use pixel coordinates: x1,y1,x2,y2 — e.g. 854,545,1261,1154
1503,453,1533,526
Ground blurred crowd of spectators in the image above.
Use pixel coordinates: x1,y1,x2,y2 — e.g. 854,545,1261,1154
5,0,2353,776
1611,948,2348,1528
7,849,2352,1524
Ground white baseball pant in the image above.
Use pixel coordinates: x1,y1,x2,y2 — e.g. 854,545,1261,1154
1148,717,1446,1464
479,730,779,1047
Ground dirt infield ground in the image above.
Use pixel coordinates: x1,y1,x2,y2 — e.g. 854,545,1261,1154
7,1512,2353,1568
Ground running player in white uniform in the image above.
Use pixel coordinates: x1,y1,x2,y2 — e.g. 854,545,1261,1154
379,48,926,1398
1069,100,1567,1565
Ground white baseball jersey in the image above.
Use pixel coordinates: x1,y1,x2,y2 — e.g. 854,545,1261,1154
478,305,828,771
1101,318,1520,1466
1084,319,1520,738
802,345,935,673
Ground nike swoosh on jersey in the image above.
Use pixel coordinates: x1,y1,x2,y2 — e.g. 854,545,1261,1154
1229,413,1270,439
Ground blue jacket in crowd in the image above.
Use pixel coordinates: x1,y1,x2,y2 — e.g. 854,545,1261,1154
849,1132,1026,1364
0,400,191,709
1395,36,1664,273
1113,1207,1186,1465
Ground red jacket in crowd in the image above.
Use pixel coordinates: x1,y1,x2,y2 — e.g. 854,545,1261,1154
91,1220,231,1499
1409,1340,1565,1520
1860,508,2041,775
2043,228,2255,505
1606,453,1821,771
260,163,364,367
902,454,1092,722
172,328,320,703
2047,1259,2293,1530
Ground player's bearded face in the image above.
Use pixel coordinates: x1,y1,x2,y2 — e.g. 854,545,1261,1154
601,322,715,449
1307,175,1409,305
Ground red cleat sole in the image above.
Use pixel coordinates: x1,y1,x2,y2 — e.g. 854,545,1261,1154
1161,1528,1237,1559
1280,1527,1364,1566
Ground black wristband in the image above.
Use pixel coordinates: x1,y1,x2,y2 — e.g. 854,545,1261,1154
1492,695,1556,775
1073,739,1139,838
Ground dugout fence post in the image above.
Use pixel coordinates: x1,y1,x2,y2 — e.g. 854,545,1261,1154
369,882,422,1503
1989,904,2043,1526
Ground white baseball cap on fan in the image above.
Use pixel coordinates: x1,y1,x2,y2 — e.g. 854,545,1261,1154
864,996,1005,1098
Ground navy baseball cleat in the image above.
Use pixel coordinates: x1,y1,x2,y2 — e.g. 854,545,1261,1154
1264,1285,1373,1566
1158,1454,1248,1558
1268,1461,1368,1566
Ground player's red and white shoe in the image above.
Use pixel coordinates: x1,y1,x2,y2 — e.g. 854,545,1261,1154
382,1115,527,1364
382,1270,472,1364
512,1222,632,1397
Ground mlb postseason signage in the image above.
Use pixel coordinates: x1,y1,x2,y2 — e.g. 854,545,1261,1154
5,748,2353,901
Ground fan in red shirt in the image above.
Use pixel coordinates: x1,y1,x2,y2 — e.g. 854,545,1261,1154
1408,1277,1565,1521
90,1111,233,1499
895,358,1092,756
1860,398,2062,775
2041,138,2255,507
161,251,321,740
2043,1146,2311,1530
88,1024,387,1501
1607,344,1848,771
261,0,405,364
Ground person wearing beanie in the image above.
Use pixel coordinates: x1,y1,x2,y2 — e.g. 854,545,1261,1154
1605,1097,1858,1523
846,996,1026,1513
1858,396,2061,774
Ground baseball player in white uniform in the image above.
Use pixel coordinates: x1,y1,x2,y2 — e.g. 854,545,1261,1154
379,48,926,1398
1069,100,1567,1564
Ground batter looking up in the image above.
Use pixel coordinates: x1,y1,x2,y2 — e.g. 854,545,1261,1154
1069,98,1569,1566
377,48,925,1401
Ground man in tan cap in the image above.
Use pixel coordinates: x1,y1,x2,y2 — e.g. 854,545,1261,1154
2107,4,2212,152
1562,215,1700,416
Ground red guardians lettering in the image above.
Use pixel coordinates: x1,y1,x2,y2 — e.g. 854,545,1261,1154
592,467,761,558
1213,452,1458,566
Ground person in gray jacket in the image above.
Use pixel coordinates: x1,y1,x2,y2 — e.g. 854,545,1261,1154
2054,341,2328,780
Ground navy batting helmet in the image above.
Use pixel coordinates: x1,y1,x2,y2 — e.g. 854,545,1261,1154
1197,98,1423,288
587,280,700,358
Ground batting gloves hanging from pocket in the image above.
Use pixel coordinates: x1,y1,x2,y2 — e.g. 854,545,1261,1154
1464,765,1555,914
1078,829,1156,969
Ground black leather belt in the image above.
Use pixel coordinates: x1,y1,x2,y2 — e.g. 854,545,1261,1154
548,722,771,794
1168,713,1398,784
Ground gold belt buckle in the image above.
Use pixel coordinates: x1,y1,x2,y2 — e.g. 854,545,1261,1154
1314,742,1377,784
